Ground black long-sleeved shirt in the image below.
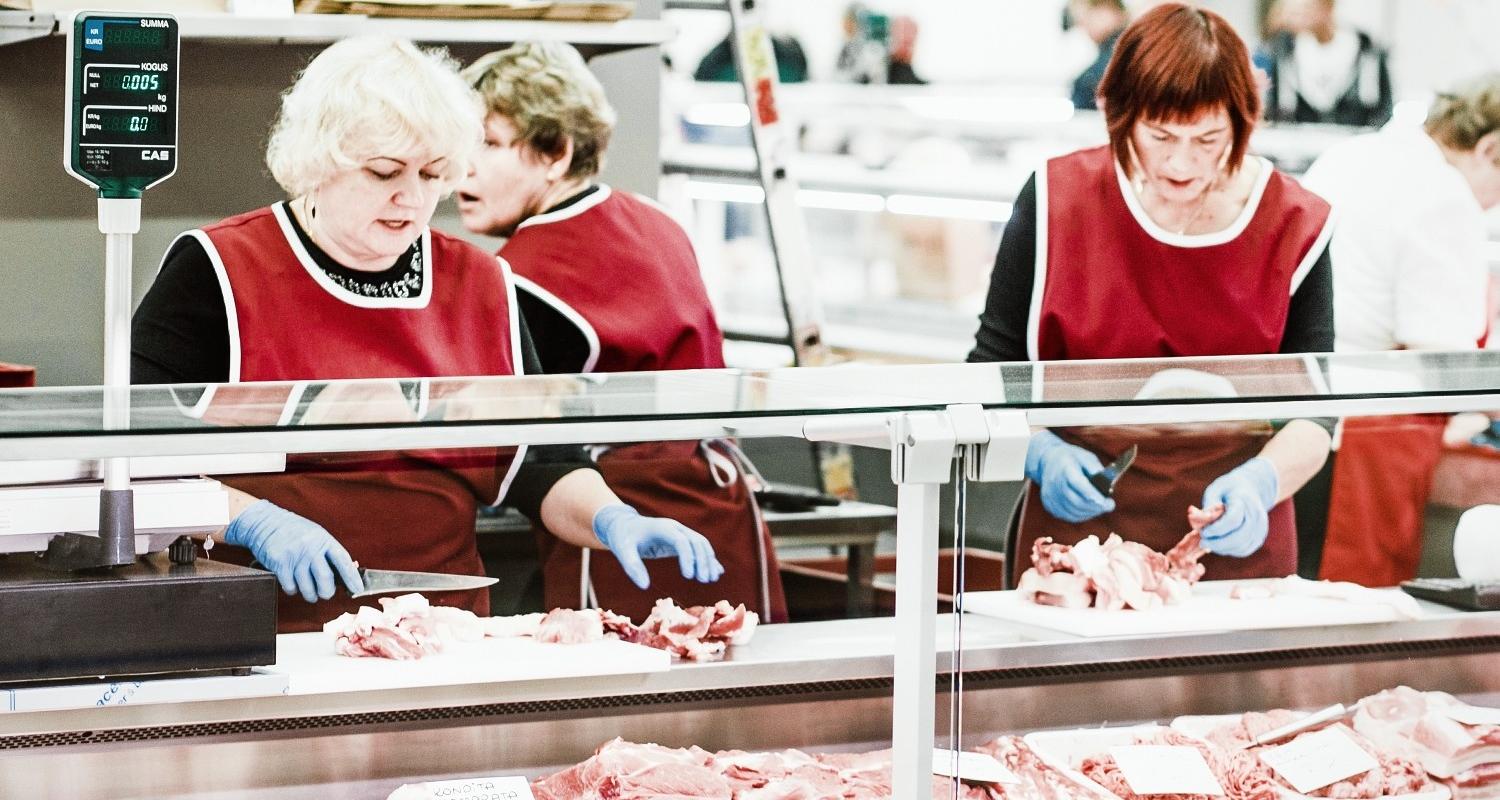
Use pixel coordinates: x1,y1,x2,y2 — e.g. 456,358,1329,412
130,203,589,519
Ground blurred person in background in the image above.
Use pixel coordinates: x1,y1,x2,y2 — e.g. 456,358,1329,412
969,4,1335,585
1301,74,1500,586
1069,0,1128,111
1261,0,1392,127
885,15,926,85
459,43,787,622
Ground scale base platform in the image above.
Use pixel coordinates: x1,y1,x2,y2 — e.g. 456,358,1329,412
0,551,276,684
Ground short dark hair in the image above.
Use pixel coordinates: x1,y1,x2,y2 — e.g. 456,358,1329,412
1098,3,1260,178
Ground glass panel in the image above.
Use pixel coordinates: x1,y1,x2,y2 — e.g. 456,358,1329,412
0,351,1498,441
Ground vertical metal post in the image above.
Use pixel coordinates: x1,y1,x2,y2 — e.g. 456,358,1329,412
889,410,957,797
892,478,940,796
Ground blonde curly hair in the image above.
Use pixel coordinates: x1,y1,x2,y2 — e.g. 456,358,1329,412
266,37,483,198
1426,73,1500,162
463,42,617,180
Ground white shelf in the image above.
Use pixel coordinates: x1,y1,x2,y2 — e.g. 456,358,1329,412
0,10,674,54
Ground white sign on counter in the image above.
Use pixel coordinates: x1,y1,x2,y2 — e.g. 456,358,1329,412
387,776,533,800
932,748,1020,784
1258,726,1379,794
1110,745,1225,796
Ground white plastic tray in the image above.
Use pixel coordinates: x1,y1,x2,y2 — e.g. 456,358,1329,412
963,580,1418,637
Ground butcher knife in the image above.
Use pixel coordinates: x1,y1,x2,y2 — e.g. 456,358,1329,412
1088,444,1137,498
350,569,498,599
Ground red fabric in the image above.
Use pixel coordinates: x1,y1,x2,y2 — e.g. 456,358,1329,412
502,187,725,372
1036,145,1332,360
200,207,519,632
0,362,36,388
1321,414,1447,587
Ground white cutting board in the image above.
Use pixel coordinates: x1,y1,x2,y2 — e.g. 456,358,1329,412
962,580,1417,637
264,634,672,695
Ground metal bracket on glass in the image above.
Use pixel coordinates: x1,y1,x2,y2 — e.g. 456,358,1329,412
884,405,1029,799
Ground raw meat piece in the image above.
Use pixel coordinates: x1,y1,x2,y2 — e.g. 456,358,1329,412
533,739,1008,799
1017,524,1210,612
1203,709,1308,750
327,595,755,661
1447,763,1500,800
324,594,450,660
536,608,606,645
976,735,1117,800
633,599,759,662
1198,716,1437,800
1078,729,1280,800
1354,687,1500,778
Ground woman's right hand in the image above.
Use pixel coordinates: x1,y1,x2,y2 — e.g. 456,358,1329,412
225,499,365,603
1025,430,1116,523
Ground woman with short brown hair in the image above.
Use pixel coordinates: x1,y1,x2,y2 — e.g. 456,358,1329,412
970,3,1335,583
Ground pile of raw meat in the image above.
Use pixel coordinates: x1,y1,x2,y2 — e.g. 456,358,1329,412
531,737,1034,799
1352,687,1500,799
1016,505,1220,610
975,736,1120,800
1079,729,1283,800
324,594,756,662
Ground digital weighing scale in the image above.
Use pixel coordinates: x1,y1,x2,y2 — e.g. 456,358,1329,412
0,12,276,684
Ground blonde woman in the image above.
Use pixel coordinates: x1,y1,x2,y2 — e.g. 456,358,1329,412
1303,74,1500,586
131,37,721,632
457,43,786,622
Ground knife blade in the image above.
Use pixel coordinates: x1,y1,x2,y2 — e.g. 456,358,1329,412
1088,443,1138,498
1237,703,1352,750
350,568,498,599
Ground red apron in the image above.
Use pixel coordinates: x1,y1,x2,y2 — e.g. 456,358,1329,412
1320,414,1447,586
180,204,521,632
503,187,786,621
1009,147,1333,582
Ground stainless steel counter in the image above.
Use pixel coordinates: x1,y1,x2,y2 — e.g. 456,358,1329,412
4,609,1500,799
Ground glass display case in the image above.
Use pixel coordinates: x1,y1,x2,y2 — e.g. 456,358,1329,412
1,352,1499,799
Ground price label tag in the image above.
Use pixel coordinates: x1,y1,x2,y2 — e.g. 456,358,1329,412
1443,704,1500,726
1109,746,1225,796
931,749,1021,784
1258,727,1379,794
387,776,534,800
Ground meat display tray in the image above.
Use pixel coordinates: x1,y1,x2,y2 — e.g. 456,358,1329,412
1026,723,1452,800
263,633,671,695
962,580,1418,637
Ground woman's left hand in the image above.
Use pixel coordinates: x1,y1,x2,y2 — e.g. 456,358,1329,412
592,504,725,589
1199,457,1279,558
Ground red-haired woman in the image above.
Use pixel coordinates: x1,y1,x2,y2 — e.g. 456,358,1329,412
970,3,1335,583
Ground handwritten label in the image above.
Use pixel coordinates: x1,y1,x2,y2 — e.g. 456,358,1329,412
1259,727,1378,794
1109,746,1225,796
932,749,1020,784
1443,704,1500,726
387,777,534,800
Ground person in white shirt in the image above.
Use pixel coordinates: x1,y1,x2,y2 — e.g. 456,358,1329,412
1261,0,1392,127
1300,73,1500,587
1303,75,1500,352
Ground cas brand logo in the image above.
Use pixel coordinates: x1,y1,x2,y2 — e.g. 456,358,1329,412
141,150,169,161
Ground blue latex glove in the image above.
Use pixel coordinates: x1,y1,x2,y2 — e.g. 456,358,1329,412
592,504,725,590
1025,430,1116,523
1199,457,1279,558
225,499,365,603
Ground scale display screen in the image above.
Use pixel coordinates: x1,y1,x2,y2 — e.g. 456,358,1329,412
65,13,180,197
